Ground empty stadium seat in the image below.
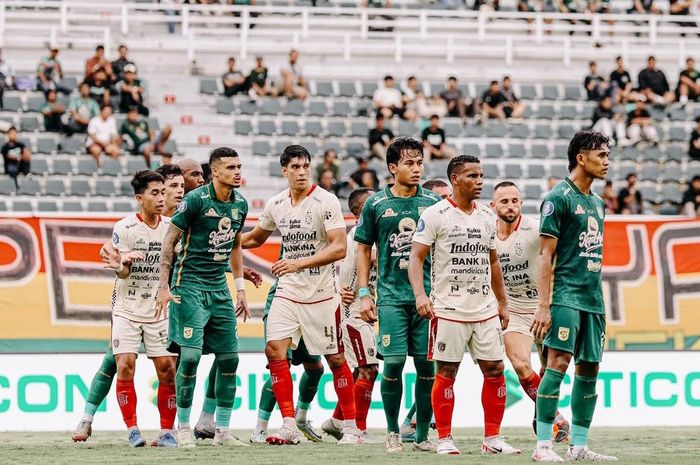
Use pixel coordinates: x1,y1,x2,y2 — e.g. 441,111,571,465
87,201,108,212
0,177,16,195
257,119,277,136
338,81,357,97
62,201,84,212
70,179,91,196
304,121,324,137
234,120,253,135
3,95,22,112
45,179,66,196
37,200,58,212
37,137,58,154
77,158,98,176
252,140,271,157
18,178,40,195
61,137,84,154
200,77,219,95
284,99,304,116
30,158,49,176
216,97,235,115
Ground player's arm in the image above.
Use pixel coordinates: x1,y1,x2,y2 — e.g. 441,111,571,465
489,248,509,330
155,223,183,319
356,243,377,323
230,231,250,321
107,225,144,279
531,235,558,341
271,227,346,277
408,241,434,320
240,225,274,249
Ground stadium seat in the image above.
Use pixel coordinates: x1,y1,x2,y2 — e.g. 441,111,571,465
304,121,324,137
0,177,16,195
361,81,378,98
119,179,132,196
327,121,347,137
524,183,542,200
52,158,73,175
12,200,33,212
564,85,583,101
557,124,577,139
0,199,6,211
252,140,271,157
443,120,461,138
485,143,504,158
482,162,499,178
669,106,688,121
332,101,353,117
95,179,116,197
668,126,687,142
26,94,46,112
510,124,530,139
216,97,235,115
260,100,282,116
275,140,291,157
200,77,219,95
126,158,147,174
3,95,22,112
284,99,304,116
398,120,417,137
541,85,560,100
487,122,507,138
323,140,342,156
461,143,480,156
315,80,334,97
355,100,372,116
638,184,658,203
281,120,300,136
257,119,277,136
87,200,108,212
530,143,549,159
346,142,366,157
299,140,319,156
61,136,84,154
661,183,682,203
70,179,91,196
528,162,546,179
20,116,40,132
113,200,134,213
77,158,98,176
30,158,49,175
522,203,539,215
338,81,357,98
464,124,484,137
509,143,526,158
350,121,368,138
520,84,537,100
17,178,40,196
662,162,682,182
481,183,494,199
59,77,78,91
234,120,253,135
534,124,552,139
268,160,283,177
45,179,66,196
550,164,569,179
308,100,328,116
620,145,640,162
37,137,58,154
559,104,578,120
237,99,258,115
640,162,660,181
504,162,523,179
536,104,556,119
642,145,662,160
37,200,58,212
62,201,84,212
659,202,679,214
665,145,685,162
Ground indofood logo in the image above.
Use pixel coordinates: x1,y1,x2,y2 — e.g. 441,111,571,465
389,218,416,253
450,242,490,256
578,217,603,253
282,231,317,243
502,261,529,274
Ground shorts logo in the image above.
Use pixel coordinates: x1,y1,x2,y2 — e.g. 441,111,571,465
444,387,454,400
558,327,570,342
382,335,391,347
112,338,120,348
367,348,375,357
184,327,193,339
542,201,555,217
437,341,446,352
382,208,398,218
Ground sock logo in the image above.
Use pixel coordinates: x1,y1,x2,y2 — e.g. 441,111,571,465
497,386,507,398
117,393,128,407
337,378,348,389
558,327,570,342
168,396,176,409
444,387,454,399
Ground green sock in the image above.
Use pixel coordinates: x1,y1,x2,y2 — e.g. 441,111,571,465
258,377,277,417
571,375,598,446
297,367,323,405
205,362,217,401
413,356,435,443
536,368,565,442
85,348,116,414
380,355,406,434
176,347,202,426
214,353,239,429
403,403,417,426
202,397,217,416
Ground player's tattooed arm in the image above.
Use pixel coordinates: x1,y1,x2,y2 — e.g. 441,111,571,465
409,241,434,320
155,224,183,319
271,227,346,277
489,248,509,330
531,235,558,341
356,243,377,324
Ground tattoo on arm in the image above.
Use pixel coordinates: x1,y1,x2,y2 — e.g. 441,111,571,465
159,225,183,288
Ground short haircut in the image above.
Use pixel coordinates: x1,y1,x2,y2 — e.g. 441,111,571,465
7,126,16,132
119,44,127,50
209,146,239,166
447,76,457,81
79,81,89,88
589,61,596,66
348,188,374,217
384,75,394,81
447,154,480,180
490,80,499,86
131,170,164,195
386,137,423,170
101,104,113,112
280,144,311,167
376,112,385,121
323,149,336,158
692,175,700,183
494,181,517,192
626,172,637,181
615,55,622,61
695,116,700,124
503,75,511,81
648,55,655,61
566,131,609,172
430,114,439,120
422,179,449,191
156,164,183,180
408,75,416,81
96,45,104,51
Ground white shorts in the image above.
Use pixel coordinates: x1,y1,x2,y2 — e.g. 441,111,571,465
111,315,174,358
503,311,535,338
428,316,504,363
342,317,379,370
266,295,342,356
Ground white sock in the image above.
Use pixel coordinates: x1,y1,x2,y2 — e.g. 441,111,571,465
537,440,553,448
343,419,357,430
81,413,94,423
295,408,308,423
680,95,688,104
484,435,498,442
128,425,138,432
571,445,588,453
255,418,269,432
198,412,214,424
331,417,343,427
655,95,665,104
282,417,296,428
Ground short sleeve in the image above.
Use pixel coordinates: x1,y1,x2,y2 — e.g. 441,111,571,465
111,221,130,254
170,190,202,231
258,198,277,231
323,195,346,232
412,208,439,247
354,197,376,246
119,121,127,135
87,118,97,136
539,194,565,238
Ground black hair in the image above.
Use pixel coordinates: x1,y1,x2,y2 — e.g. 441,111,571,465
323,149,336,158
79,81,89,88
407,75,416,81
695,116,700,124
384,75,394,81
101,104,113,112
96,45,104,51
490,80,499,86
156,164,183,180
566,131,609,172
376,112,385,121
131,170,164,195
615,55,622,61
201,162,212,184
7,126,16,132
209,146,240,166
422,179,449,191
503,75,511,81
348,188,374,217
430,114,439,120
589,61,596,66
447,76,457,81
119,44,127,50
648,55,655,61
626,173,637,181
447,154,480,180
280,144,311,167
494,181,517,192
386,137,423,171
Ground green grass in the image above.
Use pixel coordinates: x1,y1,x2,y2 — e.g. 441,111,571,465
2,428,699,464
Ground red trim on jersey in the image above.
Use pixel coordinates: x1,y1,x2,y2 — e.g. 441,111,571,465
514,214,522,231
428,318,438,360
435,314,499,324
136,213,162,229
275,295,335,305
289,184,318,198
346,324,367,367
446,197,477,213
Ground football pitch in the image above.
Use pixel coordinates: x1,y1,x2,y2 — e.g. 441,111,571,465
2,428,698,465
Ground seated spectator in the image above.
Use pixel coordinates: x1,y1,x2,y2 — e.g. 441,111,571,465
591,96,628,146
682,175,700,216
277,49,308,100
120,106,173,166
440,76,467,121
422,179,452,198
602,180,618,213
557,0,579,13
86,105,121,162
638,56,674,105
402,76,420,120
1,127,30,180
111,45,134,83
373,75,411,120
501,76,525,119
422,114,457,161
318,169,339,195
677,57,700,106
368,113,394,160
689,117,700,160
315,149,339,182
669,0,696,30
67,82,100,135
629,0,660,14
584,61,610,101
610,56,636,103
222,56,247,97
117,64,148,115
473,0,499,10
416,92,448,119
587,0,611,13
480,80,508,123
36,46,71,95
0,49,14,109
85,45,115,83
616,173,643,214
627,99,659,145
85,67,111,107
41,89,66,133
547,176,559,191
348,158,379,190
247,55,276,98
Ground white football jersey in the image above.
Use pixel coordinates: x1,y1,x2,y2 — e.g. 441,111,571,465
339,226,377,320
259,184,346,303
111,213,169,323
495,214,540,313
413,199,498,322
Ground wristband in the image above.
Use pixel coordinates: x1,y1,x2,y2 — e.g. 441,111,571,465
235,277,246,292
116,262,125,273
358,287,370,298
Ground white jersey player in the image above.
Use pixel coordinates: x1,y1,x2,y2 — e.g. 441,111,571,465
409,155,519,456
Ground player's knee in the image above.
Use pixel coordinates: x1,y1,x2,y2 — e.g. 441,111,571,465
576,361,599,378
359,364,379,381
179,347,202,365
437,363,458,379
216,353,240,372
303,361,324,373
481,361,504,378
325,352,345,369
264,342,286,361
156,361,176,384
116,358,135,379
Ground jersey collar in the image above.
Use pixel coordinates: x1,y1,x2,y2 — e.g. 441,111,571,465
208,182,235,203
288,183,317,198
446,196,477,214
385,185,422,199
136,213,161,229
563,177,589,196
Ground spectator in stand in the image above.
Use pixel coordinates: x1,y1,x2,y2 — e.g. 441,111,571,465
591,96,628,146
689,117,700,160
588,0,612,13
440,76,467,122
677,57,700,106
120,106,173,166
86,105,121,162
547,176,559,191
36,46,71,95
616,173,644,214
348,157,379,190
85,45,115,83
584,61,610,101
277,49,308,100
629,0,661,14
247,55,276,98
610,56,635,103
416,92,448,119
368,113,394,160
682,175,700,216
0,49,14,109
373,75,411,119
222,56,247,97
501,76,525,119
422,179,452,198
1,127,30,181
602,180,618,213
85,67,111,107
402,76,420,120
318,169,339,195
41,89,66,133
117,64,148,115
67,82,101,135
669,0,697,30
473,0,499,10
314,149,340,182
480,80,508,123
638,56,674,105
627,99,659,145
111,45,134,83
421,114,457,160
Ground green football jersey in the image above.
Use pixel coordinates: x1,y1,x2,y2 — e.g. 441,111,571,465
540,178,606,314
170,183,248,291
354,185,440,306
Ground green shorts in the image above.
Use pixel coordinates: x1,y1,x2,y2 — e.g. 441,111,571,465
544,305,606,364
168,286,238,355
378,303,428,357
262,314,321,366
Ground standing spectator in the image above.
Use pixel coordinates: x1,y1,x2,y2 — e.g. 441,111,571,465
348,157,379,189
591,96,628,146
689,117,700,160
86,105,121,162
617,173,644,214
601,180,618,213
682,176,700,216
627,99,659,145
373,75,409,119
584,61,610,101
222,57,247,97
84,45,115,83
117,64,148,115
501,76,525,119
1,127,30,180
120,106,173,165
480,80,508,123
638,56,674,105
421,114,457,160
67,82,101,135
85,68,111,107
318,169,339,195
277,49,308,100
41,89,66,133
36,46,71,95
314,149,339,182
111,45,134,83
610,56,635,103
368,113,394,160
0,49,14,109
247,55,275,98
677,57,700,106
440,76,467,122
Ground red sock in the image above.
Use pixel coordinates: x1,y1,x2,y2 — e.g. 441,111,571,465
482,375,506,438
116,379,137,428
331,362,356,421
269,360,295,419
332,402,344,421
158,383,176,430
354,378,374,431
520,372,541,403
431,373,455,439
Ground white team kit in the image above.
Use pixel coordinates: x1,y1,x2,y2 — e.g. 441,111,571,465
413,199,504,363
495,214,540,338
339,226,378,370
258,184,346,356
110,213,174,358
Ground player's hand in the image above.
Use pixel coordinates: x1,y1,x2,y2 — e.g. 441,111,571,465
155,285,180,320
100,242,121,268
415,294,434,320
271,258,301,277
531,304,552,342
235,290,250,322
341,285,356,307
243,267,263,288
360,296,377,324
498,304,509,330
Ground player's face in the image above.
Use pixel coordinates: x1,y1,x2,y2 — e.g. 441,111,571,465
283,156,311,191
138,181,165,216
491,185,522,224
581,146,610,181
164,175,185,211
390,150,424,187
212,157,242,188
432,185,452,199
182,165,204,192
450,163,483,201
355,192,373,219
